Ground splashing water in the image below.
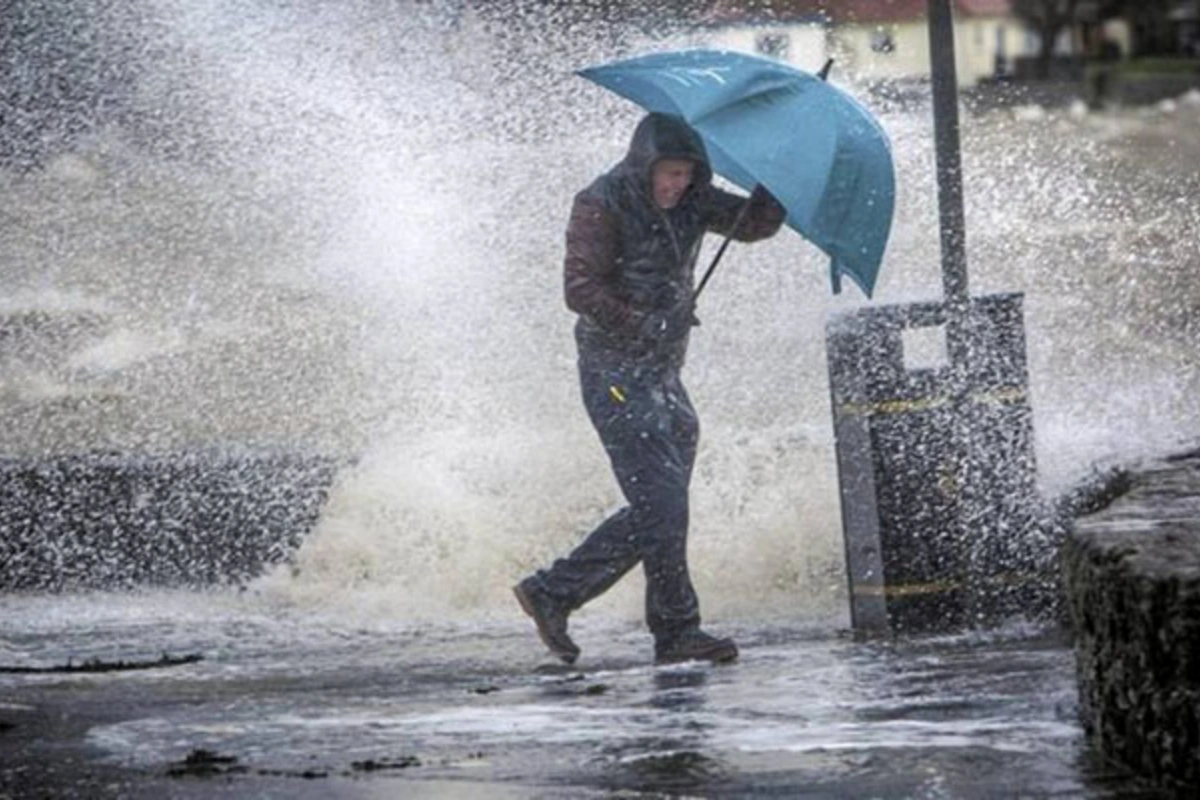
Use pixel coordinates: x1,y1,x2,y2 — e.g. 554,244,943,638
3,0,1199,628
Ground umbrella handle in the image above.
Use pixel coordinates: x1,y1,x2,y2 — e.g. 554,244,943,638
693,193,754,304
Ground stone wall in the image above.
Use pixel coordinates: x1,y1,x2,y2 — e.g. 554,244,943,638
0,450,341,590
1062,449,1200,789
1090,70,1200,108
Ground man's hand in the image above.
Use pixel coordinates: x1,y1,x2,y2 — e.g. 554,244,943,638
750,183,781,206
639,297,700,340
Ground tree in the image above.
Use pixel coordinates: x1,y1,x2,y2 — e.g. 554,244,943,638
1011,0,1082,77
1097,0,1177,57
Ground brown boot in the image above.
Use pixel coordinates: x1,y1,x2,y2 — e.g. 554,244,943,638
654,629,738,665
513,580,580,664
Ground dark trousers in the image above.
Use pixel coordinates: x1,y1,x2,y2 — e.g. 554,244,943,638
531,359,701,642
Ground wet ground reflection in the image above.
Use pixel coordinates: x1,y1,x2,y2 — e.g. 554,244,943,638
0,596,1174,797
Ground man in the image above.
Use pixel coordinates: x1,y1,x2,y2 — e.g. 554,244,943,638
515,112,784,665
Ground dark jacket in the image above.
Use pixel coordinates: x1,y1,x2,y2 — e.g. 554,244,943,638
564,113,784,370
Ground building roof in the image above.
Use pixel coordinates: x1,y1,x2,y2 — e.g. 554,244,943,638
958,0,1012,15
703,0,1013,26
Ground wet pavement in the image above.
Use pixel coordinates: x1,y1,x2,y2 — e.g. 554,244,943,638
0,596,1175,798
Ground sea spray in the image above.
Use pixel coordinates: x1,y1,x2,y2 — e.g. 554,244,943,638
2,1,1198,624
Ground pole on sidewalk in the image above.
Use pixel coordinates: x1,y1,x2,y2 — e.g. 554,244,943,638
926,0,970,363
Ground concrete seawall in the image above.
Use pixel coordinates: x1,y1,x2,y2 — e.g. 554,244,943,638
1063,448,1200,789
0,451,340,590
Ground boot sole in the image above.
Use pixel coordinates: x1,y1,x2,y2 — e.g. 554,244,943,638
513,585,579,665
655,642,739,666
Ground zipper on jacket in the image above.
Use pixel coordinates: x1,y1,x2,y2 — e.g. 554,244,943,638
656,208,683,265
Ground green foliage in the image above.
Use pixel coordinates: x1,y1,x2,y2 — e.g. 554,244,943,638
1113,57,1200,76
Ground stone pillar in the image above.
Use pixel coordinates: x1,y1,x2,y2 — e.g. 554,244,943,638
1063,450,1200,789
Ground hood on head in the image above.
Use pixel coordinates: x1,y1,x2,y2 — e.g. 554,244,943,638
620,112,713,201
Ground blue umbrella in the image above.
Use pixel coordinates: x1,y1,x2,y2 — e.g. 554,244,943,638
577,49,895,298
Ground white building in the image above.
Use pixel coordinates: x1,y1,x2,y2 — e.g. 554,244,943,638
701,0,1037,87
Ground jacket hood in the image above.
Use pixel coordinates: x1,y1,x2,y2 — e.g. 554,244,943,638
615,113,713,206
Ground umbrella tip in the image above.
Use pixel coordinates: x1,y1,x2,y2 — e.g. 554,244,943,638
818,59,834,81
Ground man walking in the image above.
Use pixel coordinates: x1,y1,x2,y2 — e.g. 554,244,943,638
515,113,784,665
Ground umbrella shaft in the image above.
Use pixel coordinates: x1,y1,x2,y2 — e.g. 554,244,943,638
693,195,753,303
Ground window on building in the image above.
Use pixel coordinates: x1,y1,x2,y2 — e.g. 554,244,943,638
870,27,896,54
1024,30,1038,56
756,32,790,60
994,25,1010,76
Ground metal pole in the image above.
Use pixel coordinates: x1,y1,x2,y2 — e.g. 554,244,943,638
927,0,982,625
926,0,970,354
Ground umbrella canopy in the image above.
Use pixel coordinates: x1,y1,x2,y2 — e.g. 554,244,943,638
578,49,894,298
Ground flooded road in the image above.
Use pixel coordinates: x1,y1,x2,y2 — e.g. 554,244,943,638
0,594,1167,798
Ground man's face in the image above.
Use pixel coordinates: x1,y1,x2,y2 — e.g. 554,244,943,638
651,159,694,209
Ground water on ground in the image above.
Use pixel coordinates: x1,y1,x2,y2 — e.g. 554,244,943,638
0,594,1165,798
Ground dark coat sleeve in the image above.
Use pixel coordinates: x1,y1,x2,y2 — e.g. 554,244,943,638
704,185,786,242
563,191,637,335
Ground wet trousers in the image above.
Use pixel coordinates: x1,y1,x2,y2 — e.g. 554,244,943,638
531,359,701,642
